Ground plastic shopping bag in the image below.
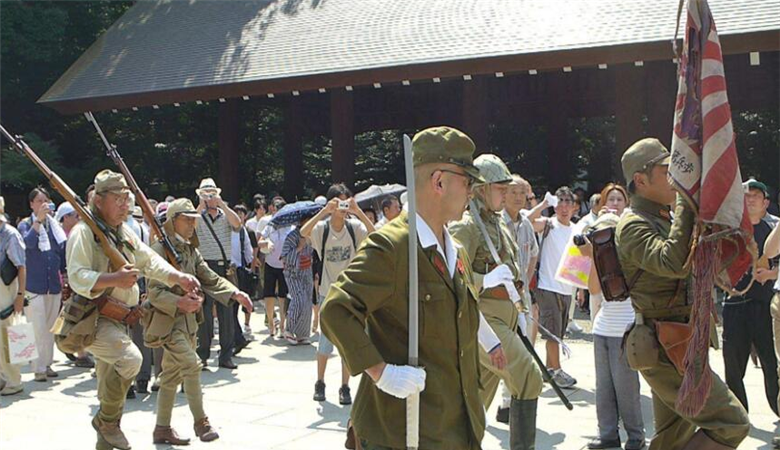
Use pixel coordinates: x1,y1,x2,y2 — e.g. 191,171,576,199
5,314,38,365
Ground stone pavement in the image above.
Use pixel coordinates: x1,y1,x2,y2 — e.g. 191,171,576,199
0,309,777,450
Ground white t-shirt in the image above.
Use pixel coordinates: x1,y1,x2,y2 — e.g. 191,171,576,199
592,293,636,338
247,215,272,237
261,225,292,269
537,217,574,296
310,218,368,298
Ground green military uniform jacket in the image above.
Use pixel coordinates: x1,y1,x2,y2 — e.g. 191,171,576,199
450,204,524,309
144,236,237,348
320,212,486,450
616,195,695,316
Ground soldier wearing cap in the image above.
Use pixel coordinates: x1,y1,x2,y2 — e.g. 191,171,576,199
321,126,498,449
450,154,544,450
615,138,750,450
62,170,200,450
144,198,254,445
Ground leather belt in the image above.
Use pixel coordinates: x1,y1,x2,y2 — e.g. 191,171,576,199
639,304,691,320
482,280,524,301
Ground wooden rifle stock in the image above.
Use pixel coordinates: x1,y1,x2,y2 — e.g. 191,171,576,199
84,112,182,270
0,124,128,271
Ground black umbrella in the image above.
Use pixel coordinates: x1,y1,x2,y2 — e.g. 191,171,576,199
269,201,323,228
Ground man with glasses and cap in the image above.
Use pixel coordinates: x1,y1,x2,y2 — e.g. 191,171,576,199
144,198,253,445
450,155,543,450
615,138,750,450
321,126,502,450
62,169,201,450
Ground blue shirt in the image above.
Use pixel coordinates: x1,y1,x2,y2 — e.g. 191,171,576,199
18,217,65,295
0,222,26,269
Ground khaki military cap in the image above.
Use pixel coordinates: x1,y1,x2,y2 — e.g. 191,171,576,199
94,169,130,195
621,138,671,185
412,126,483,181
166,198,200,221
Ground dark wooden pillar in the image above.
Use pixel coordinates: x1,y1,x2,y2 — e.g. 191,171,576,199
284,98,304,200
615,64,646,177
218,99,240,203
544,72,572,189
646,61,677,148
330,90,355,187
462,78,490,152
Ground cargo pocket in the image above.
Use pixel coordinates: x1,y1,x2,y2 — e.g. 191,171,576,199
623,323,659,371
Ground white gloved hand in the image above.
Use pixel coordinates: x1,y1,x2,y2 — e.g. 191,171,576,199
482,264,514,290
375,364,426,399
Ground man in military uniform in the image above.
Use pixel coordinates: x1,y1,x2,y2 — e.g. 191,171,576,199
321,126,500,449
451,154,544,450
615,138,750,450
145,199,254,445
64,170,201,450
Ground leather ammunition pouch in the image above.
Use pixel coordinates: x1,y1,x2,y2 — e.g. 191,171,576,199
655,321,692,376
590,227,640,302
95,295,145,326
53,295,99,355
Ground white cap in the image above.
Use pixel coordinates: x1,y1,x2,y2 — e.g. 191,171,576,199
55,202,76,222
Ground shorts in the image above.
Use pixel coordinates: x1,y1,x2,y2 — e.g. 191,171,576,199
263,264,289,298
317,330,334,356
534,288,572,340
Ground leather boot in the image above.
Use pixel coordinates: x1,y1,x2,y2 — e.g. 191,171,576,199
91,415,131,450
194,416,219,442
509,397,537,450
153,425,191,445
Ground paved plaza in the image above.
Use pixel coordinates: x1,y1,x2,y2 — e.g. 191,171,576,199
0,310,776,450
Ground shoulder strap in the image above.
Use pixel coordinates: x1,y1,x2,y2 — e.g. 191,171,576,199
345,221,357,250
239,227,248,267
201,211,228,265
321,220,330,256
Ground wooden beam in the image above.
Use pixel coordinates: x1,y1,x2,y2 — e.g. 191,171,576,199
218,99,240,203
330,90,355,187
284,98,304,201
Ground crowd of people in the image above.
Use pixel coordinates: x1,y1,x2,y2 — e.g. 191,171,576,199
0,126,778,450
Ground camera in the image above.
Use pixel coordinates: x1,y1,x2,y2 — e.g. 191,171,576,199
338,200,350,210
572,231,592,247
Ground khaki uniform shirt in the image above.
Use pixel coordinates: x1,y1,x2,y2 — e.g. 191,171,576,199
616,195,695,315
320,212,485,450
144,236,237,346
450,206,525,311
66,220,178,306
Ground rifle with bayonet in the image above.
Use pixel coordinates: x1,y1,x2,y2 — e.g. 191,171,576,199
84,112,182,270
0,125,128,271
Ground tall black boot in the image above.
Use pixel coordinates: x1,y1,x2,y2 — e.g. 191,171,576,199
510,397,537,450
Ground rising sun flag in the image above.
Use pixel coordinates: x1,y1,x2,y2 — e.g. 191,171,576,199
669,0,757,417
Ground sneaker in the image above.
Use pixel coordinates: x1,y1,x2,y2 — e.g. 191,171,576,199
624,439,646,450
567,321,583,333
552,369,577,389
243,325,253,336
587,438,621,449
34,373,47,382
313,380,326,402
46,366,59,378
75,357,95,369
496,406,509,424
339,385,352,405
0,384,23,396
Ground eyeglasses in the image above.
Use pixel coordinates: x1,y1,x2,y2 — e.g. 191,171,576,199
99,192,132,206
436,169,476,187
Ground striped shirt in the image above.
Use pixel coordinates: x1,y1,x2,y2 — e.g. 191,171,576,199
592,293,636,338
196,209,234,262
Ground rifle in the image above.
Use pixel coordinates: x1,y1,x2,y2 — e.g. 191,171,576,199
0,125,128,271
84,112,182,270
517,325,574,410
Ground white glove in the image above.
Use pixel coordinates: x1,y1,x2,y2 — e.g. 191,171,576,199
375,364,426,399
482,264,513,290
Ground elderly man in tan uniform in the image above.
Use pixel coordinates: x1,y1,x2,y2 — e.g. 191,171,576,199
145,199,253,445
63,170,200,450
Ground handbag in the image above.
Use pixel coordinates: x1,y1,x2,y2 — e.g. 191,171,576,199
1,257,18,286
3,314,38,365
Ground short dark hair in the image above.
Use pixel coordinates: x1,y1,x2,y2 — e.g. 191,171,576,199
381,196,399,213
29,186,50,203
273,198,286,211
254,198,267,211
555,186,574,201
326,183,353,201
234,204,248,214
